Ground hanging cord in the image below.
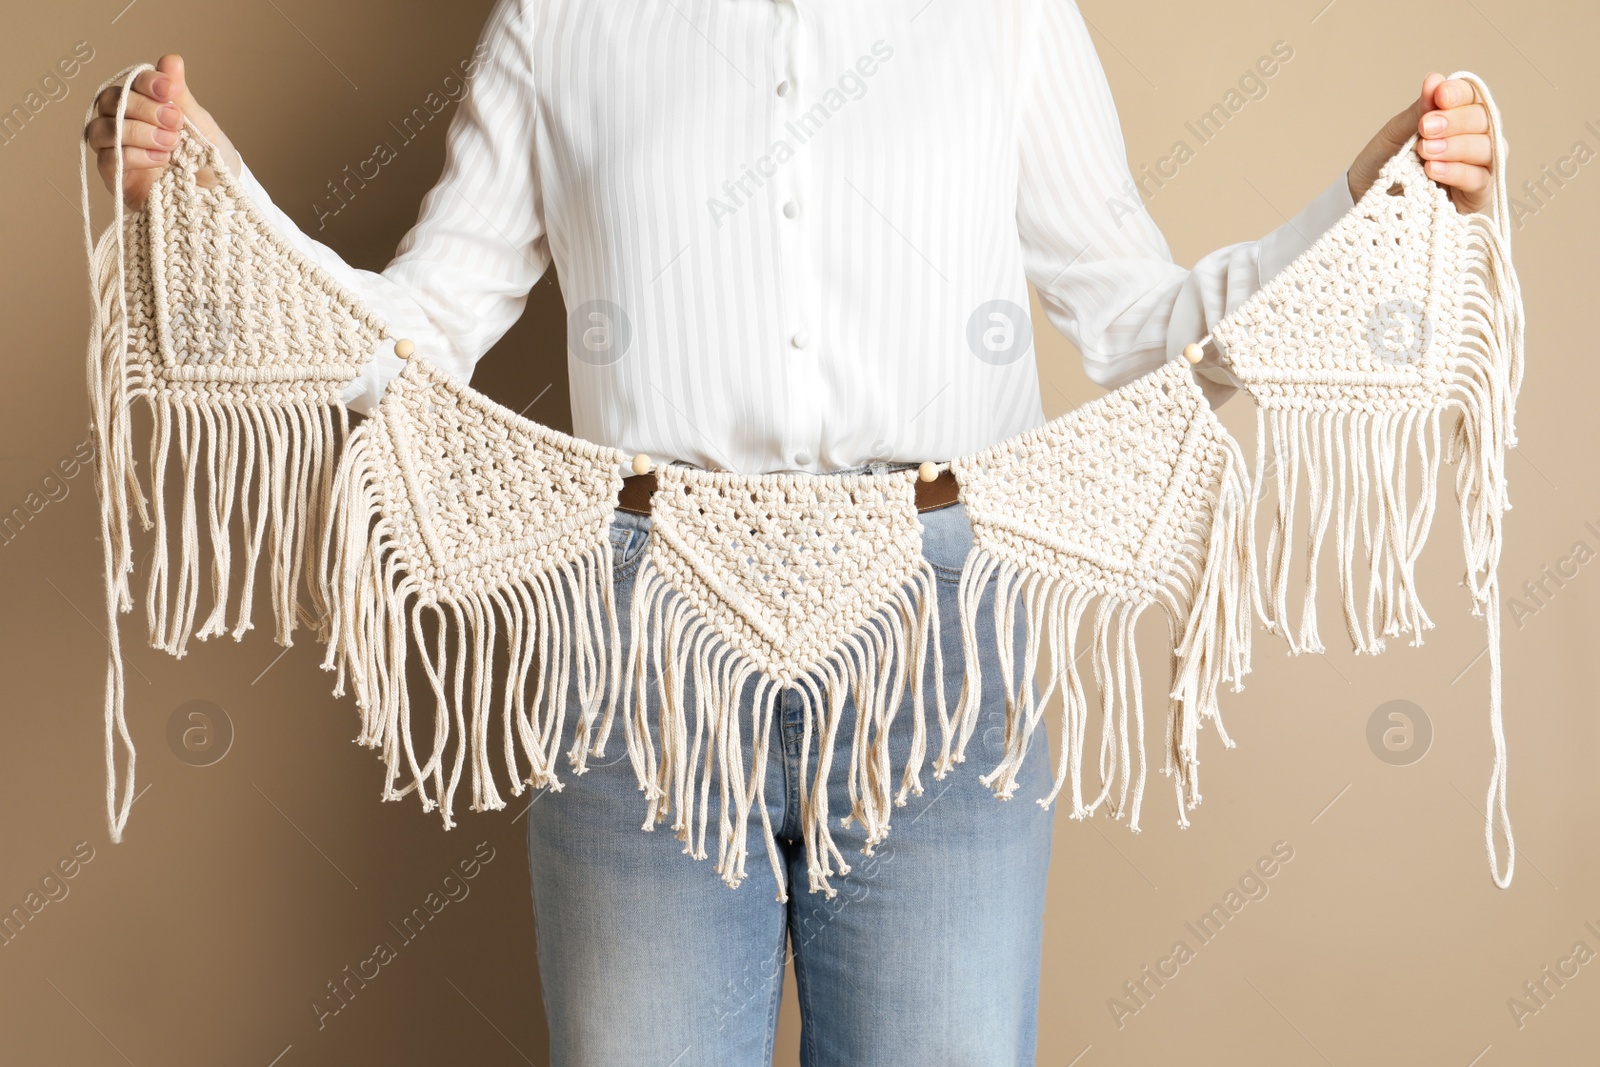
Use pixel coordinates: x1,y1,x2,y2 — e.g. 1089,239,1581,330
81,60,155,843
1448,68,1516,890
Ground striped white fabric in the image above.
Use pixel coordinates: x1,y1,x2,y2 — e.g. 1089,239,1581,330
234,0,1355,476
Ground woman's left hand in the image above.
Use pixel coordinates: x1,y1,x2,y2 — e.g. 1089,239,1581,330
1348,73,1494,215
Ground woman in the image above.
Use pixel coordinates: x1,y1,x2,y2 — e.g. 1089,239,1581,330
86,3,1494,1063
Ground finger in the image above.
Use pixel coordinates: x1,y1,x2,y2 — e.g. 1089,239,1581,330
1432,76,1481,112
98,145,173,177
1421,101,1489,140
97,148,169,191
1420,72,1447,118
1416,132,1492,168
1427,71,1465,112
85,115,181,154
138,63,182,105
94,67,175,120
1422,159,1491,195
156,54,189,106
95,85,183,132
151,54,203,121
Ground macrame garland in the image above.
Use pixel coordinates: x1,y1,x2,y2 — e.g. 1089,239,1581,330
615,465,944,902
77,59,1525,893
949,361,1256,838
80,63,387,842
1210,71,1521,887
320,354,627,829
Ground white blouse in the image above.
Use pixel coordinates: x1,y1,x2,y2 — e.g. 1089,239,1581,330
233,0,1356,475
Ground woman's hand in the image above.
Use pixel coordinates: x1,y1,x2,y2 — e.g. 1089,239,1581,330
85,54,241,210
1348,73,1495,215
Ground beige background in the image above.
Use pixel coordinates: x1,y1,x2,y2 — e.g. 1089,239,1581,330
3,1,1596,1064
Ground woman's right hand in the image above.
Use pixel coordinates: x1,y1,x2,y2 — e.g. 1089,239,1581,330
85,54,241,210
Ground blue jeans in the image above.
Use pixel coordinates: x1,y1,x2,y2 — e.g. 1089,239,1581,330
524,465,1054,1066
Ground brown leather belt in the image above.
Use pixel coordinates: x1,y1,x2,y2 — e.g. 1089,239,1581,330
617,468,961,516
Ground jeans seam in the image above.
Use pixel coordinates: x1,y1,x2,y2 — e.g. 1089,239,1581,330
524,805,555,1028
761,918,788,1063
792,915,817,1067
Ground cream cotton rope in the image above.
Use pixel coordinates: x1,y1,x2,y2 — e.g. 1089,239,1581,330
1199,71,1523,888
79,60,1525,892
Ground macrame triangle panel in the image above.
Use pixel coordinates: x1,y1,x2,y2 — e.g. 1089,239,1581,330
623,463,943,901
951,360,1255,837
1208,70,1522,887
80,63,392,842
321,353,627,829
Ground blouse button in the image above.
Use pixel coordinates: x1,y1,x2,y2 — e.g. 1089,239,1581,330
791,329,810,349
776,80,790,97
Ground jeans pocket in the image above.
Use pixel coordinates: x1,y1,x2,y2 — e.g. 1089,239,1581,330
919,502,975,584
608,520,650,579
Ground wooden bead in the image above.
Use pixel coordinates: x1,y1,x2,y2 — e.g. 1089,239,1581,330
394,338,416,359
1181,342,1204,365
918,461,939,483
631,453,653,476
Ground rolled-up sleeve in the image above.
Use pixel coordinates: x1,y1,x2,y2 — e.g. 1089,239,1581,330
231,0,548,414
1016,0,1355,407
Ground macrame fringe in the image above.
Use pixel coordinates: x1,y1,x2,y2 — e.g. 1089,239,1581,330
950,440,1256,836
139,386,346,655
319,423,625,829
1249,401,1443,655
616,560,945,903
